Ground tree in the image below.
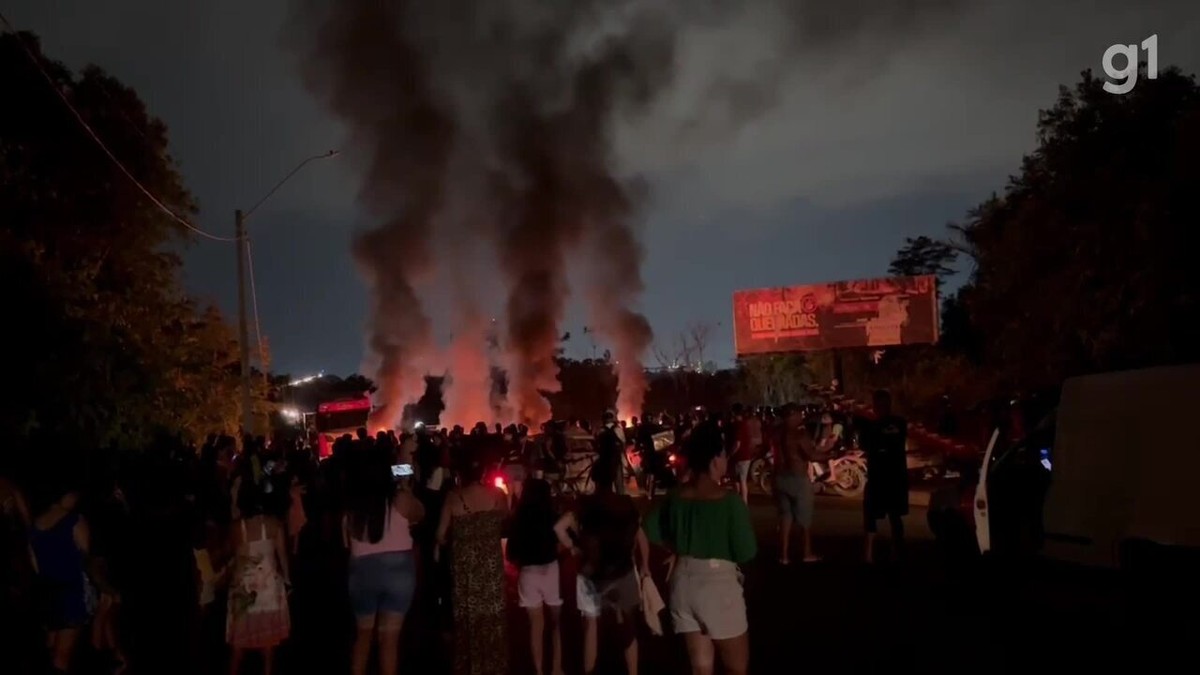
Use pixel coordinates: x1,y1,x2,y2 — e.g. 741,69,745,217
652,336,690,372
736,354,812,406
550,357,617,421
937,288,982,360
160,305,247,440
652,321,717,373
1,32,251,450
888,235,958,287
953,68,1200,385
342,374,377,395
686,322,714,372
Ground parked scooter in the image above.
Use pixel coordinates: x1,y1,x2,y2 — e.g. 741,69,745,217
750,447,867,498
810,449,867,497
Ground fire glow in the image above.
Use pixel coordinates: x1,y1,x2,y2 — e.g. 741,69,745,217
295,0,657,431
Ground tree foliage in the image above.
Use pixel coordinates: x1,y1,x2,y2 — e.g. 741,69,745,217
888,235,958,287
954,68,1200,386
871,67,1200,424
736,354,813,406
1,33,247,450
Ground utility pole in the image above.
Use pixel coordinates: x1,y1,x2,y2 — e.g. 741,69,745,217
231,150,340,442
236,209,252,439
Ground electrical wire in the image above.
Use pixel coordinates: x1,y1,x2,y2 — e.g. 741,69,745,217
0,13,236,242
6,13,340,373
244,237,266,368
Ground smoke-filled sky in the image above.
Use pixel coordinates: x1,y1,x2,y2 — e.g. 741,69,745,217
7,0,1200,378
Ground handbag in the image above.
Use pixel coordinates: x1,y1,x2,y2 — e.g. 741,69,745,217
639,573,666,636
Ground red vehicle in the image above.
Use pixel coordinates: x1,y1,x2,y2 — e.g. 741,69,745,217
314,395,371,459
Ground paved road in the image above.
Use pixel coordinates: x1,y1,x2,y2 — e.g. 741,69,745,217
110,493,1194,675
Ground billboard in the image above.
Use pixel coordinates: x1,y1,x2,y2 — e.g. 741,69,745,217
317,396,372,414
733,275,938,356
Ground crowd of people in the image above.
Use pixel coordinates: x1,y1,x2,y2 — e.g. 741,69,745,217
0,391,910,675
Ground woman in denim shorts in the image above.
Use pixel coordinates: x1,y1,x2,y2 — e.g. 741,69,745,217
344,448,425,675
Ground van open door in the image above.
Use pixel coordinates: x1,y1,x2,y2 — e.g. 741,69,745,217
974,428,1000,554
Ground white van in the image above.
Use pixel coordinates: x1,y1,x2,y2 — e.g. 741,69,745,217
1039,364,1200,568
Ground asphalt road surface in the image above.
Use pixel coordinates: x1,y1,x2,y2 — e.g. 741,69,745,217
106,494,1195,675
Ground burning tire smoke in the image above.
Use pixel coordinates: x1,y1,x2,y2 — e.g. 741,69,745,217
290,0,672,428
289,0,966,428
291,1,453,430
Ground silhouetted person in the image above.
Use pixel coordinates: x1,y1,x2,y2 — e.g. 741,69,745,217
555,460,648,675
860,390,909,562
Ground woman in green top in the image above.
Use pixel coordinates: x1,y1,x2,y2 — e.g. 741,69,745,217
644,422,756,675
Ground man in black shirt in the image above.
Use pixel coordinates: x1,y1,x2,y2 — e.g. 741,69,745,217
596,412,627,496
859,389,909,562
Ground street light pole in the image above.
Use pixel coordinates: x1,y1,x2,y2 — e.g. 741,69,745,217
236,208,252,437
234,150,338,440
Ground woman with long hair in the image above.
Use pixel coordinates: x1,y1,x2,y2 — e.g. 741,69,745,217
435,456,508,675
554,459,649,675
344,447,425,675
507,478,563,675
0,473,37,674
29,482,93,675
644,422,757,675
229,437,264,522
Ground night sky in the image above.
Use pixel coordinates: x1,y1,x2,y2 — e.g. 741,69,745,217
7,1,1199,376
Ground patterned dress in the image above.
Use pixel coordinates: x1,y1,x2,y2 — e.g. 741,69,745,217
226,519,290,649
450,497,508,675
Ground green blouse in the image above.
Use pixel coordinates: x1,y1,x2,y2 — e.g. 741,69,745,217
644,489,757,564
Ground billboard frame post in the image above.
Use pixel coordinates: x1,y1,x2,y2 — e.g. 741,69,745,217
832,349,845,395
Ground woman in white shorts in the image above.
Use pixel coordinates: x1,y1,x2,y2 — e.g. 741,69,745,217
644,422,757,675
506,479,564,675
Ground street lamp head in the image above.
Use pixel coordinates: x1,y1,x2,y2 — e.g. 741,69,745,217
242,149,342,220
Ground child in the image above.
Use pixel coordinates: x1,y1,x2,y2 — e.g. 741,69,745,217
505,479,563,675
226,484,290,675
192,516,228,675
193,517,228,614
286,474,307,556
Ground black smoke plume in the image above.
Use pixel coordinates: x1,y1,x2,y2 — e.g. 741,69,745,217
289,0,967,427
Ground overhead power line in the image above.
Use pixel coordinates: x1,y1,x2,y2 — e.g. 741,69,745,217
0,12,236,242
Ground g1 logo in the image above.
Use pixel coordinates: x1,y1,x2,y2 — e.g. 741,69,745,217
1102,34,1158,95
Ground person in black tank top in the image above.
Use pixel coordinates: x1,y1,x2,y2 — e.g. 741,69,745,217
554,461,649,675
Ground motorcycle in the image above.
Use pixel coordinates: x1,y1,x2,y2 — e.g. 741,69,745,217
750,447,867,498
811,449,867,497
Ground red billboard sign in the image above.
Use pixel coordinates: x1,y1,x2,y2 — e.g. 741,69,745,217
317,396,371,414
733,275,939,356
